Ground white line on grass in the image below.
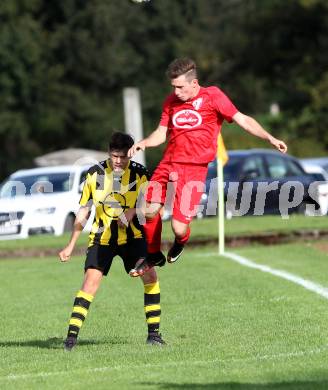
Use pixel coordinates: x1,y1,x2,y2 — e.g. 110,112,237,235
2,344,328,382
225,251,328,300
196,251,328,300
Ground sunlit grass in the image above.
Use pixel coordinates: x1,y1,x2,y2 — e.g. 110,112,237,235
1,243,328,389
0,214,327,252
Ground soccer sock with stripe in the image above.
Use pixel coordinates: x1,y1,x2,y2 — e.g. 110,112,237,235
144,281,161,334
143,213,162,253
66,290,94,339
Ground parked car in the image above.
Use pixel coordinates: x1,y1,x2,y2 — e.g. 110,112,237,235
200,149,325,218
300,160,328,180
299,162,328,215
300,157,328,175
0,165,92,240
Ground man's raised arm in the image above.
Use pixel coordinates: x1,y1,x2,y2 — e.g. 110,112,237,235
233,111,287,153
128,125,168,157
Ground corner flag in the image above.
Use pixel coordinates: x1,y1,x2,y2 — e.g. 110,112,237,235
217,133,228,166
217,134,228,255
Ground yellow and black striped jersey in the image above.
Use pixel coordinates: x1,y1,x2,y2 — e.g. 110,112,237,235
80,159,149,246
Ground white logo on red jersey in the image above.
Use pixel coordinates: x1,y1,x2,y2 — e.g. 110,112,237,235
192,97,203,110
172,109,202,129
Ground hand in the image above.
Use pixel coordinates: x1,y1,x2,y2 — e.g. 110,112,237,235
270,137,288,153
117,208,136,228
128,141,146,158
59,245,74,262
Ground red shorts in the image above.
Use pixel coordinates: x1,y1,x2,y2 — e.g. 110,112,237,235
146,161,208,224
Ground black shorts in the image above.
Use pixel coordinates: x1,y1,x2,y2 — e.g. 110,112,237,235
84,239,147,276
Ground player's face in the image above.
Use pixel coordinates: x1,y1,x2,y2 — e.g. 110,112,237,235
171,74,198,101
109,150,130,172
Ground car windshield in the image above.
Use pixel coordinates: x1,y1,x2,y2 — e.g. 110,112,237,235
0,172,74,198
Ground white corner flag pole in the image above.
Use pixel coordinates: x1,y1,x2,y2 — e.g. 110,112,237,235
217,158,225,255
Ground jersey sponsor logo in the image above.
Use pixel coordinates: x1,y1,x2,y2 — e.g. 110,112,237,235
192,97,203,110
100,192,128,219
172,109,202,128
98,179,137,220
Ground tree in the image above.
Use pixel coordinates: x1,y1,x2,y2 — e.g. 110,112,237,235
0,0,328,180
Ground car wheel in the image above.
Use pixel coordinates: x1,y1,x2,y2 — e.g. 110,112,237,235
63,214,75,232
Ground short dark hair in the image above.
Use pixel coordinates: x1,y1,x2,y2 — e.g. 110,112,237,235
166,58,197,81
109,132,134,154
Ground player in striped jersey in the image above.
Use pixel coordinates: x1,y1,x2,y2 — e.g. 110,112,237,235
59,132,165,351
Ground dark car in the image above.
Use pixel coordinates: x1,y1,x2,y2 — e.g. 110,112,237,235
200,149,322,218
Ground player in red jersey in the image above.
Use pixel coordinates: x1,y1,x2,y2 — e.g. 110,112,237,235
128,58,287,275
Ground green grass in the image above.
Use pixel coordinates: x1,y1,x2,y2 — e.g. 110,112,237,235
0,214,327,251
0,232,89,251
1,242,328,389
165,214,328,241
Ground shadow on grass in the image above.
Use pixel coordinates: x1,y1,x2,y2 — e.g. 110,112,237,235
139,381,328,390
0,336,129,349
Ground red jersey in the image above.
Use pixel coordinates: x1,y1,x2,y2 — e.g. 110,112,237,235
159,86,238,163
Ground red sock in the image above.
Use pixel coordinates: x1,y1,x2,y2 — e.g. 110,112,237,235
176,226,190,245
143,214,162,253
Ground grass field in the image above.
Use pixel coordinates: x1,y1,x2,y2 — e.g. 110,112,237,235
0,214,327,251
1,239,328,389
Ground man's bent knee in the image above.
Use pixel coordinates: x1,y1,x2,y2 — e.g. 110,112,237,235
171,219,189,239
81,268,103,295
141,267,158,284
